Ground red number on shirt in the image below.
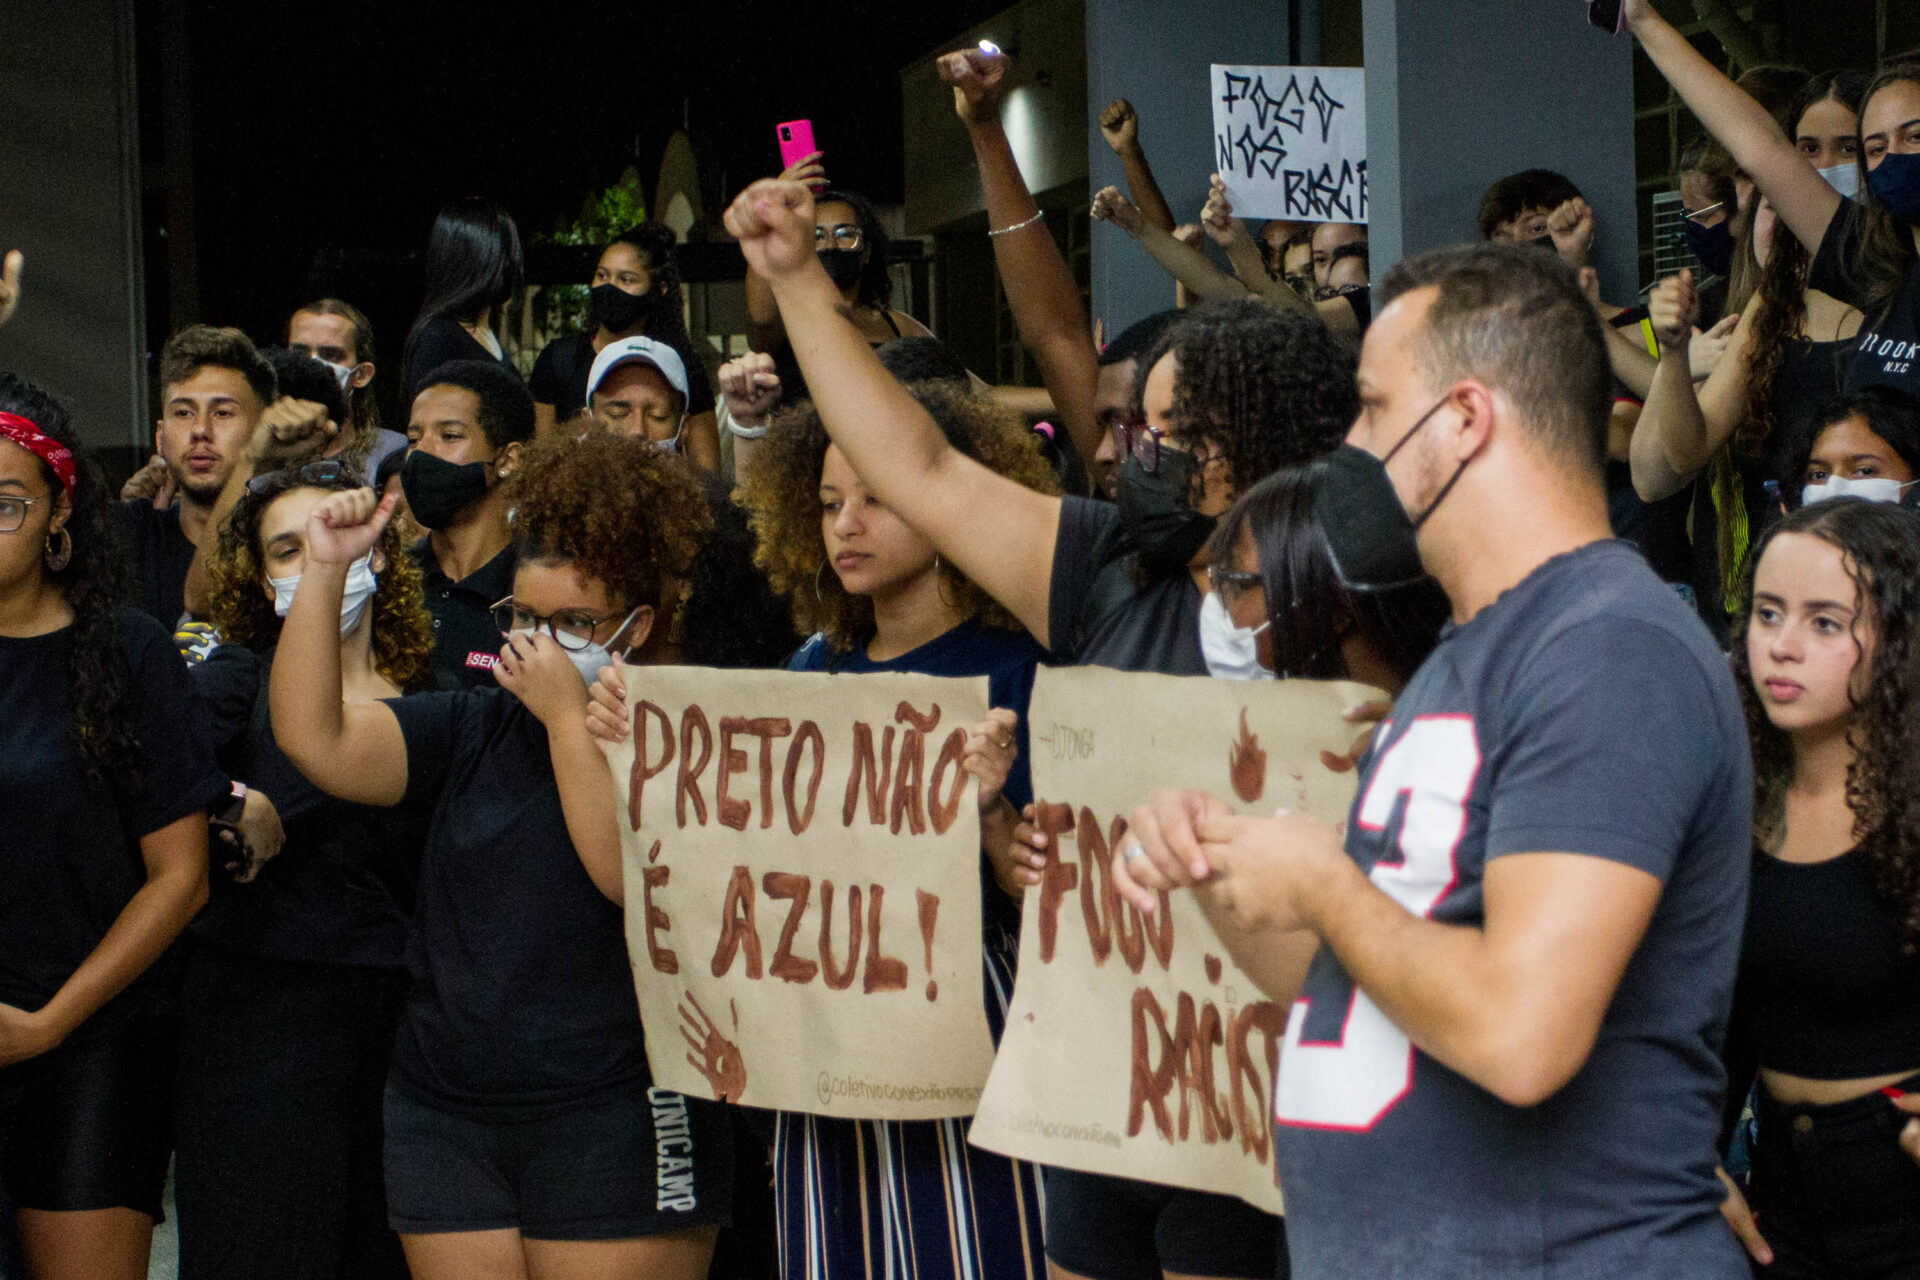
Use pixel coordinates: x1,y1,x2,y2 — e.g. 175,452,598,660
1274,714,1481,1130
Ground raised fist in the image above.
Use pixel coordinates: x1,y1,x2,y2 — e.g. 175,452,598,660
1647,269,1700,351
1090,186,1144,236
939,45,1010,126
718,352,782,424
1099,98,1140,153
723,180,822,283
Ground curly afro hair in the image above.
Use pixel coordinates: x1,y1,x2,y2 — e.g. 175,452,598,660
505,429,711,614
0,373,137,796
1134,299,1357,491
735,382,1060,651
206,467,436,691
1731,498,1920,950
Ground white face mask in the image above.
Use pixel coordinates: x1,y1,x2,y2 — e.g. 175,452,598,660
270,553,378,636
1802,475,1914,506
506,604,641,686
1817,162,1859,200
1199,590,1273,682
315,358,359,393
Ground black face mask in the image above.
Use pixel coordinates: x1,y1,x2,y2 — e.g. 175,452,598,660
1316,397,1458,591
818,248,866,293
1681,217,1735,278
1117,450,1216,576
589,283,665,333
401,448,491,531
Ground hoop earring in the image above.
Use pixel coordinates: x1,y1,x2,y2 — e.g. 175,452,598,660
813,559,831,606
44,527,72,572
933,553,959,610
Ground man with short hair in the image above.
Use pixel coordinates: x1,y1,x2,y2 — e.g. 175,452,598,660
1120,243,1752,1279
583,337,689,450
119,325,276,628
1087,310,1180,501
400,359,535,689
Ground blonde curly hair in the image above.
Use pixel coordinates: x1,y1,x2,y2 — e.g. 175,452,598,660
206,470,436,691
734,381,1060,651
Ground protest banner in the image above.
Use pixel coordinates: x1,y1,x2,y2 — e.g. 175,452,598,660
607,665,997,1121
969,668,1382,1212
1211,64,1367,224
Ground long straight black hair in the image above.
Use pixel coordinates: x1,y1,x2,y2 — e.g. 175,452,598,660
403,196,524,390
1207,459,1449,683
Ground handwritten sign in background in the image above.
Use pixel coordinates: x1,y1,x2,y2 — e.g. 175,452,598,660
1211,65,1368,224
609,666,996,1120
969,668,1382,1212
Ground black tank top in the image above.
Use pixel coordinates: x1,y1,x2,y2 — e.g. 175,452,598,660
1738,845,1920,1078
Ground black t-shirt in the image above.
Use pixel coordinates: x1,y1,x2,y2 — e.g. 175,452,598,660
387,687,650,1113
114,500,196,631
413,537,516,690
1046,495,1205,675
1810,197,1920,401
404,318,523,402
0,606,226,1011
528,330,716,422
189,644,415,969
1273,542,1751,1279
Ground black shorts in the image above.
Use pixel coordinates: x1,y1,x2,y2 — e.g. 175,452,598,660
0,998,173,1220
383,1079,733,1241
1042,1167,1283,1280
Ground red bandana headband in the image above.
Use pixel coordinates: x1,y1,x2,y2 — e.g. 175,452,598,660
0,412,75,496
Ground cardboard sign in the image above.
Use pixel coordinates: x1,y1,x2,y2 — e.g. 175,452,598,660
1211,65,1368,223
969,668,1381,1211
608,665,997,1120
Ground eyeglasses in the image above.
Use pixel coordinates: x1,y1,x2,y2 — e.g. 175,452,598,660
1207,564,1265,611
245,459,356,498
814,223,864,251
0,495,42,535
1107,419,1187,475
490,598,628,652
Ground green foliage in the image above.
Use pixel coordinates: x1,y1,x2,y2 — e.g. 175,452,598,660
537,166,649,334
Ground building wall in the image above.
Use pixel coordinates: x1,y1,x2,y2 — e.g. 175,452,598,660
1362,0,1639,302
1084,0,1296,334
0,0,148,468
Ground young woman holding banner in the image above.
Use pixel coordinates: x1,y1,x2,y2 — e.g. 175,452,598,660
589,366,1060,1280
719,173,1354,1280
267,431,730,1280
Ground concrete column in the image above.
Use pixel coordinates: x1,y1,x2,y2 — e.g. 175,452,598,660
0,0,149,463
1362,0,1639,300
1085,0,1294,334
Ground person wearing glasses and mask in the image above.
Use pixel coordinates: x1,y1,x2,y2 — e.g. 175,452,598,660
724,173,1360,1280
744,184,934,405
268,430,731,1280
397,360,535,690
177,459,436,1280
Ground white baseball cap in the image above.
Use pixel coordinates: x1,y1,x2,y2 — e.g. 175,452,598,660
586,336,689,404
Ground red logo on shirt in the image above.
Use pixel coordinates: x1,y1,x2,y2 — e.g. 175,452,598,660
465,651,500,670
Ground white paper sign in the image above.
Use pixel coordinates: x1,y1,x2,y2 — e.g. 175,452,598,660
1210,65,1368,224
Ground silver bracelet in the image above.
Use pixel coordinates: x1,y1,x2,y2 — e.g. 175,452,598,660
989,210,1045,237
726,419,769,440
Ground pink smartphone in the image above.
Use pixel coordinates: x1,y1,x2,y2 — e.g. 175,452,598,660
777,119,818,172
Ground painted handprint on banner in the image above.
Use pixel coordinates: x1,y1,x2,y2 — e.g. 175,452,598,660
1228,708,1267,802
679,991,748,1102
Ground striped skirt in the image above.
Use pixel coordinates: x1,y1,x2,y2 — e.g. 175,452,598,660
770,914,1044,1280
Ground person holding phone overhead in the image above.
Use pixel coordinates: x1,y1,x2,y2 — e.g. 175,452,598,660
745,125,934,404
